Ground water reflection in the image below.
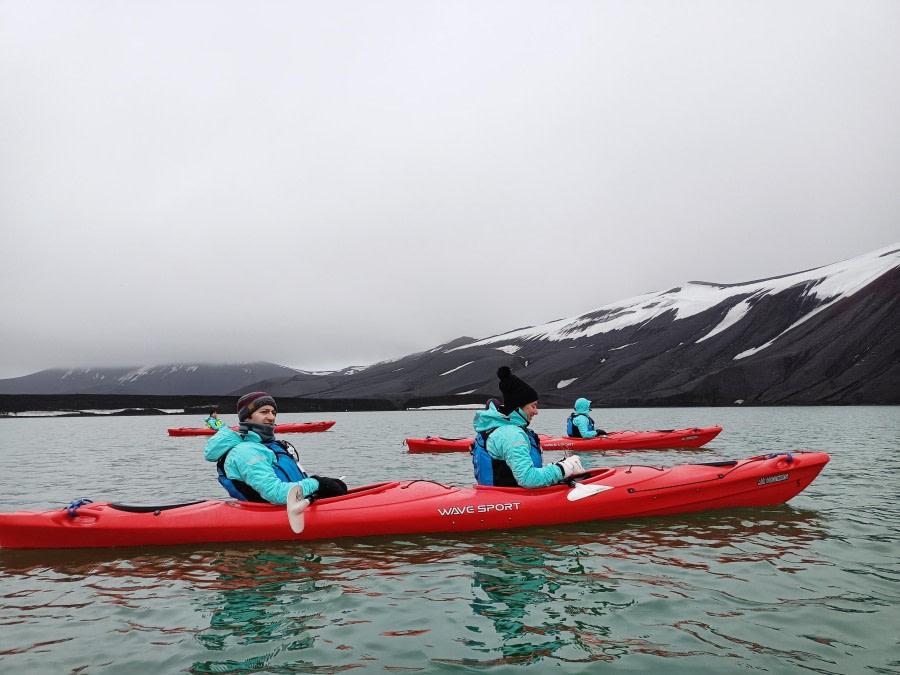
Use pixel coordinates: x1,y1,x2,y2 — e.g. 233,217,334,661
0,506,855,672
188,550,328,673
431,506,831,667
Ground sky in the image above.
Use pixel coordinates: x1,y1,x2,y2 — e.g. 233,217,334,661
1,1,898,380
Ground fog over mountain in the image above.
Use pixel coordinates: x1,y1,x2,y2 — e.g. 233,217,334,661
0,363,299,397
2,243,897,408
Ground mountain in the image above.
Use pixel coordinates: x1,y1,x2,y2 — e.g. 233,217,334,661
2,244,898,406
0,362,303,396
258,242,900,406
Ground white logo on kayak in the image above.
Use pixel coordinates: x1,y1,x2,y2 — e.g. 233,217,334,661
757,473,789,486
437,502,522,516
681,435,699,441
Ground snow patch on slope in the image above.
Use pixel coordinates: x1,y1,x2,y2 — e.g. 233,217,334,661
697,294,760,343
440,361,474,376
451,243,900,353
118,366,155,383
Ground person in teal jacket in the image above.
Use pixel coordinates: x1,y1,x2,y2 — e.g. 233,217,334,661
472,367,584,488
204,410,224,430
204,391,346,505
566,398,607,438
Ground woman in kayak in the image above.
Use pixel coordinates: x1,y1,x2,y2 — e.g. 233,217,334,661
204,391,347,505
566,398,607,438
204,409,224,430
472,367,584,487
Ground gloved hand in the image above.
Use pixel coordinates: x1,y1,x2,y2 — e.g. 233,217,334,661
556,455,585,479
595,429,607,436
312,475,348,498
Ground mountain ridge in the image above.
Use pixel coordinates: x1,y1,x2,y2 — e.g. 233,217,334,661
2,243,898,407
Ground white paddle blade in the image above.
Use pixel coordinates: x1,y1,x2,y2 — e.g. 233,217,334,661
287,486,309,533
567,483,613,502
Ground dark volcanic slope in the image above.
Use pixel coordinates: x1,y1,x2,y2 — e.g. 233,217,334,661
261,243,900,406
2,244,898,407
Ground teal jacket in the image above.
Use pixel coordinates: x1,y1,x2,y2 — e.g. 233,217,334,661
472,404,564,488
570,397,600,438
204,427,319,505
205,415,224,430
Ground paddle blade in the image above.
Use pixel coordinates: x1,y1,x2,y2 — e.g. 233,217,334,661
567,483,613,502
287,486,309,533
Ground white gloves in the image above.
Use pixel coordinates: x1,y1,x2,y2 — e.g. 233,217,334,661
556,455,585,479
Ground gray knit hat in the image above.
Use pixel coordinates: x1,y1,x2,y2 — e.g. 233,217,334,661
237,391,277,422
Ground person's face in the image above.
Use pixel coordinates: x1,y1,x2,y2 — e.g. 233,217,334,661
249,405,277,425
522,401,539,423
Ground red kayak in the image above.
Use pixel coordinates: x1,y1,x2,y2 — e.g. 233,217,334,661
405,426,723,453
0,451,827,549
167,421,336,437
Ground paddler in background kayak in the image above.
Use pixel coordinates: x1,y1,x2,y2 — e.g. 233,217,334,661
204,409,224,430
566,398,607,438
472,366,585,487
204,391,347,505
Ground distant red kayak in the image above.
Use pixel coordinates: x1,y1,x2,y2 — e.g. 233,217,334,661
168,421,336,437
405,426,723,453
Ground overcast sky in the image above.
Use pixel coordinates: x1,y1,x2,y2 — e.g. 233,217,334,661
1,1,898,380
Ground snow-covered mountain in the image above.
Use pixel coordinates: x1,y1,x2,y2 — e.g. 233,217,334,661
260,242,900,405
2,243,898,406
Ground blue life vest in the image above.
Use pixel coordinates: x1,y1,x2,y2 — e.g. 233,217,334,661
472,427,543,487
216,440,307,502
567,412,595,438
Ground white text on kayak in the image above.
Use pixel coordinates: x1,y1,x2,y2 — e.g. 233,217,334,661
437,503,522,516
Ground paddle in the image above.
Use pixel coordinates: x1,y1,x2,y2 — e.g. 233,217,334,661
561,451,612,501
287,476,347,533
287,486,309,534
566,479,613,501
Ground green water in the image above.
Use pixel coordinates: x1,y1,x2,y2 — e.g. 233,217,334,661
0,406,897,672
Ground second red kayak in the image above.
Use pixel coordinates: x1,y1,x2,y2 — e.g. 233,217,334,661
405,426,723,453
168,421,336,437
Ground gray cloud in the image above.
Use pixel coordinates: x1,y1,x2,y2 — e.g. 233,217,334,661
1,1,898,378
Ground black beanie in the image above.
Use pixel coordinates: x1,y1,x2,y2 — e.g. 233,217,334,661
497,366,538,415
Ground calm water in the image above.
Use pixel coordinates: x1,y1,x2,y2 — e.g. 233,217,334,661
1,406,898,673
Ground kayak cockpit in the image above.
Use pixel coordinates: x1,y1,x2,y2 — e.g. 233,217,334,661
108,501,207,513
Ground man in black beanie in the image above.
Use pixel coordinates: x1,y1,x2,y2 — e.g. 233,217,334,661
471,367,585,487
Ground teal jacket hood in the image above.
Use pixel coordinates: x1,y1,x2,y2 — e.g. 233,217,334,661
574,398,592,414
473,403,524,434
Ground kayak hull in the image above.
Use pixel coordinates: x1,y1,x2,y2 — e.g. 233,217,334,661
0,451,828,549
168,421,336,437
405,426,723,453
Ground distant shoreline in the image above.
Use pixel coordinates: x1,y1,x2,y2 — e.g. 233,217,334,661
0,393,885,417
0,393,490,416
